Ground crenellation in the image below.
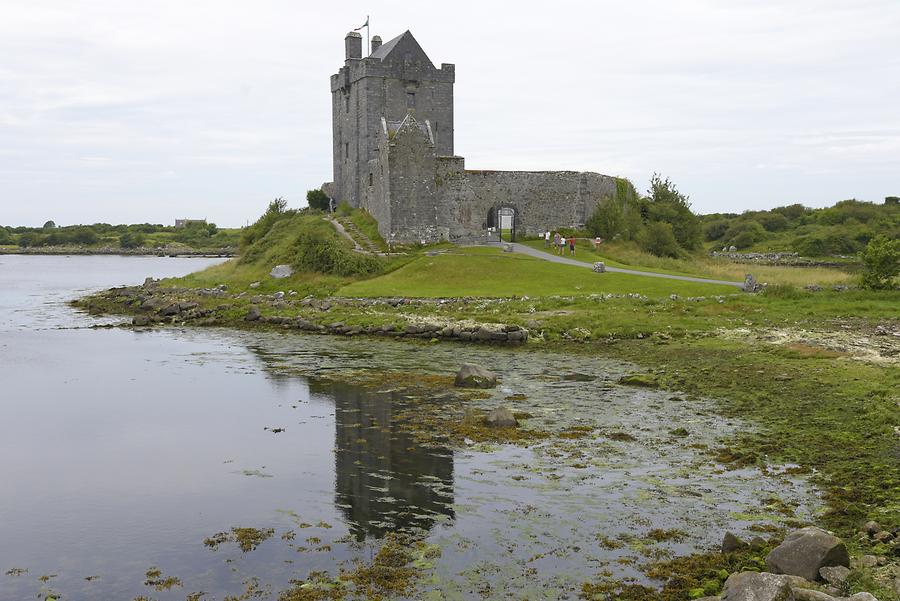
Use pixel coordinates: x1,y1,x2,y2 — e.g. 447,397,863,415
324,29,619,246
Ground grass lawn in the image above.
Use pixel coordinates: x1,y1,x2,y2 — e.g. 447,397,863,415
521,239,857,287
337,247,738,298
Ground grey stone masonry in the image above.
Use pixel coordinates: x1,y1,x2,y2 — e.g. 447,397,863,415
330,30,454,209
324,29,619,246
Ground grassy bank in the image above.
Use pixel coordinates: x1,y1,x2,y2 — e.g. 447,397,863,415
522,239,857,287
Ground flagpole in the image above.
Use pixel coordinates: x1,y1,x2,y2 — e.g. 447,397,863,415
366,15,370,55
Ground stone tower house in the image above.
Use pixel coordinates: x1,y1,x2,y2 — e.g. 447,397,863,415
330,30,454,208
325,30,618,245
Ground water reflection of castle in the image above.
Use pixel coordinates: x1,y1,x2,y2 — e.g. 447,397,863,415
312,380,455,540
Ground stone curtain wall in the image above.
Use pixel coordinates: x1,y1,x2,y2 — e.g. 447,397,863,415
382,152,618,244
455,170,617,239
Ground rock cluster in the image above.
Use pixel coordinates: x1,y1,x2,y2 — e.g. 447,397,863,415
710,251,843,268
707,527,891,601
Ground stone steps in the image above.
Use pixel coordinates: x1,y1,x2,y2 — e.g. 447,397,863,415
337,218,380,253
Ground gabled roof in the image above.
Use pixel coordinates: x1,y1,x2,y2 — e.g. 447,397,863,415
369,30,433,67
382,113,434,146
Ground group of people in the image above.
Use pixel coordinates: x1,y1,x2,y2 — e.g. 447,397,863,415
543,231,577,256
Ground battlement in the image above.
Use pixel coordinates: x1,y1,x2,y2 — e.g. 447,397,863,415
327,27,617,246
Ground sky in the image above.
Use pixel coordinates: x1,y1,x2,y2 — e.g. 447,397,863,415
1,0,898,227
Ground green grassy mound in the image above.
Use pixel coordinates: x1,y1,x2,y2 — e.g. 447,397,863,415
338,247,738,298
176,212,401,296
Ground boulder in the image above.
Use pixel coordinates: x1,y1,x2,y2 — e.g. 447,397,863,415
592,261,606,273
270,264,293,279
743,274,762,293
503,244,514,253
484,407,517,428
454,363,498,388
159,303,181,316
818,566,850,587
249,281,261,289
791,590,834,601
845,593,878,601
863,521,881,535
721,572,795,601
245,306,261,322
765,527,849,582
723,532,748,553
475,326,496,341
132,315,151,326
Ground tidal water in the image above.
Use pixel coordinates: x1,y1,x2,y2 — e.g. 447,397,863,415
0,255,821,600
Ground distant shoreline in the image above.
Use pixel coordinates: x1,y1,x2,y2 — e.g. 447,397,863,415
0,246,236,258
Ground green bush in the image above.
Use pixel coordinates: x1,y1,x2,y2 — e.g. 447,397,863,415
722,220,767,249
586,196,622,239
792,231,859,256
704,219,730,241
0,227,12,245
860,235,900,290
293,228,383,277
120,232,146,249
644,173,702,250
306,189,330,212
640,222,680,258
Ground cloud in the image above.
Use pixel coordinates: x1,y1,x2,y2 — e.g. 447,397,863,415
0,0,898,226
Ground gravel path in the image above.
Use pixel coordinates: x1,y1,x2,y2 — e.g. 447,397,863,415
511,243,745,288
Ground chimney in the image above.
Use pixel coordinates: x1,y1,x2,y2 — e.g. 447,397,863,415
371,35,382,54
345,31,362,59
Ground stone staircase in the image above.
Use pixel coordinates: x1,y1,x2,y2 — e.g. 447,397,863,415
336,217,381,254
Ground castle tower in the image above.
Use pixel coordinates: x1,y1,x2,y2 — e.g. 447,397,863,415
329,30,455,208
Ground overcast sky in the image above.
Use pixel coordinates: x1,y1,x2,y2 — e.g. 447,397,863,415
1,0,898,227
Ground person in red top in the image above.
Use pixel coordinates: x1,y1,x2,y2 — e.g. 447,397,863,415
569,236,576,256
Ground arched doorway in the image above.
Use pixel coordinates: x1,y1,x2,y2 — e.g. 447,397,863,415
486,205,518,242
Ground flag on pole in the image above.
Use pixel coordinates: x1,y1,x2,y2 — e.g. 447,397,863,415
354,17,368,31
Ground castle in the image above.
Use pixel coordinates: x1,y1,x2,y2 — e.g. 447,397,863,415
324,30,618,245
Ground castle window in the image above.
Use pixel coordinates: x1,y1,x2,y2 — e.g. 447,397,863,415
345,143,349,159
368,173,373,187
345,94,350,112
406,92,415,108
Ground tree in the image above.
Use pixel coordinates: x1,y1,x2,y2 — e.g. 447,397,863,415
307,189,331,212
644,173,702,250
586,196,622,239
640,221,680,257
43,220,56,229
860,235,900,290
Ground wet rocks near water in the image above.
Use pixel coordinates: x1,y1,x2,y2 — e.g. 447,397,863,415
766,527,850,583
269,264,293,279
245,306,261,322
723,531,748,553
483,407,517,428
454,363,498,388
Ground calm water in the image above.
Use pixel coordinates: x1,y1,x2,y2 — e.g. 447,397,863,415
0,255,820,600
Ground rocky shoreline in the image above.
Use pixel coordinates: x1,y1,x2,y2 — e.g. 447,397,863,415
698,523,898,601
